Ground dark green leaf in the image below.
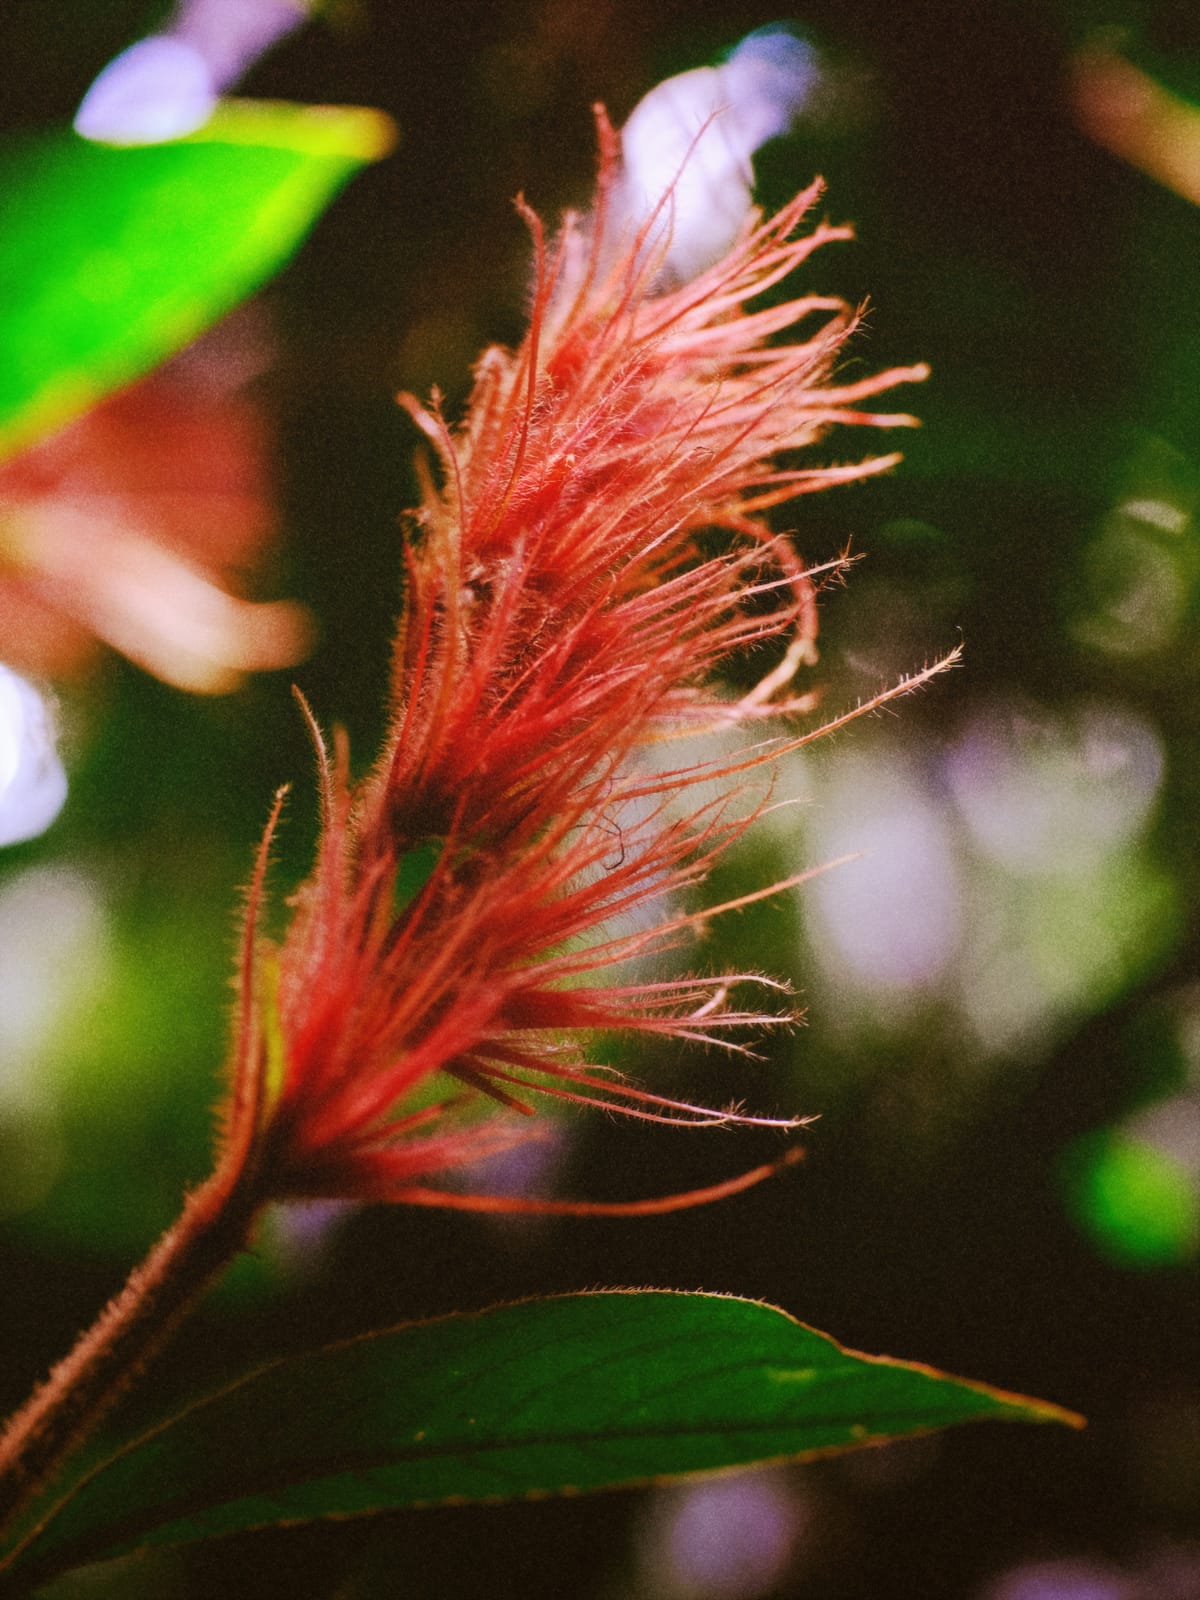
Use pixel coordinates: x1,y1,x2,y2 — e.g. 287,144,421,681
1,1291,1081,1587
0,99,395,459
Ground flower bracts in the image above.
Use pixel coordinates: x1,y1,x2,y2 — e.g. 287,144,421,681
223,129,933,1211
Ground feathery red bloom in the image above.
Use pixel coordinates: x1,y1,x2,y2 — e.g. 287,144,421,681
221,124,939,1212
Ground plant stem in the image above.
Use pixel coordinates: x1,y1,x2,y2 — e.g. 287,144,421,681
0,1163,260,1551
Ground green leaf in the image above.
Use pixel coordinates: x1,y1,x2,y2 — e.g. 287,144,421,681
1,1291,1081,1587
0,99,395,460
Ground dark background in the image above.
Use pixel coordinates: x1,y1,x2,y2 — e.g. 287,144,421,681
1,2,1198,1596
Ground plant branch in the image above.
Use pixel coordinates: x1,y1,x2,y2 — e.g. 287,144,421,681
0,1163,260,1553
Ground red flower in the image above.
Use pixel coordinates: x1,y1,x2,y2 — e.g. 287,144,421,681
221,128,943,1213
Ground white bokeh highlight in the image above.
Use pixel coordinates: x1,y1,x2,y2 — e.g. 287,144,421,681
75,37,218,145
75,0,307,145
945,700,1164,877
787,693,1172,1061
615,27,820,283
976,1557,1133,1600
804,745,964,1000
637,1470,804,1599
0,666,67,848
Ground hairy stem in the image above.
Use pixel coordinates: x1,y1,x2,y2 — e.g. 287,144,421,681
0,1164,260,1552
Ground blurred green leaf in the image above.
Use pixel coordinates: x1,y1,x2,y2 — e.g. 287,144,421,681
0,99,395,459
1062,1128,1200,1268
2,1291,1081,1588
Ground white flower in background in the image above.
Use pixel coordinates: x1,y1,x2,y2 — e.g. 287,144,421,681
614,26,821,283
75,0,309,145
74,36,219,145
0,667,67,847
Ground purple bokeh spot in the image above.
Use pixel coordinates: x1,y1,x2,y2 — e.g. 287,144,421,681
75,37,216,145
